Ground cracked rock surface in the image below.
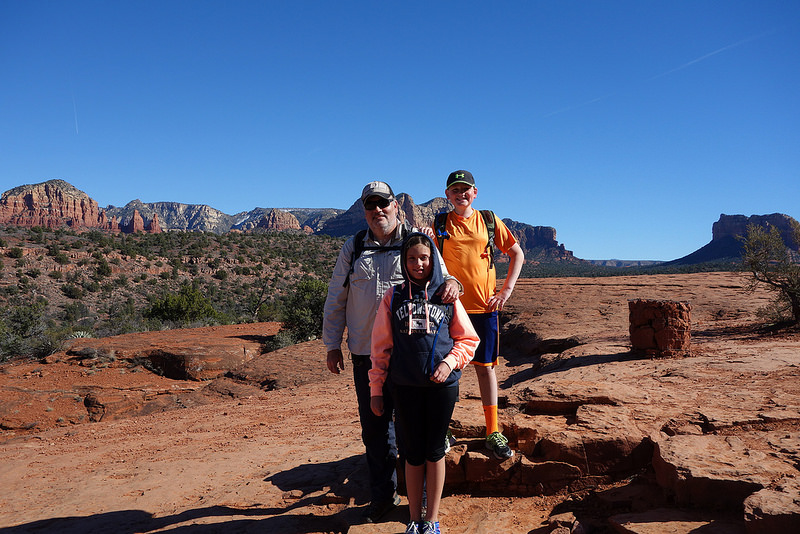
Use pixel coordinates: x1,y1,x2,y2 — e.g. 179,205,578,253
1,272,798,533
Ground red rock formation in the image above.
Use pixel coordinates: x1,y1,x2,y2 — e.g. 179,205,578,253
0,179,119,231
118,209,160,234
98,211,120,232
629,299,691,357
122,209,146,233
396,193,450,228
713,213,799,248
256,209,301,231
147,212,162,233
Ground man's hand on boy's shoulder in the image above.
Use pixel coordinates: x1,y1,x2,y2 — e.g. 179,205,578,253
437,278,460,304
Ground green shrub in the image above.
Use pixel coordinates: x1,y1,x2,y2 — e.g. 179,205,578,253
280,277,327,343
741,221,800,325
0,299,52,361
95,258,112,278
61,284,85,299
144,283,218,324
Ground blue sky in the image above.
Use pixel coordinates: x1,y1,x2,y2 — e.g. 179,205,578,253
1,1,798,260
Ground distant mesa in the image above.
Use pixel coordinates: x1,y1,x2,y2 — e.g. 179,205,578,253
665,213,800,266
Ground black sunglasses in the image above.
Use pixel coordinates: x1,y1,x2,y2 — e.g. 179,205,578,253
364,197,392,210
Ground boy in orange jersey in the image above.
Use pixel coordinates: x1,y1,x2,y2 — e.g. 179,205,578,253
432,170,524,459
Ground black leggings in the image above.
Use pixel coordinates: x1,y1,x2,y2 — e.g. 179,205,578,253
392,384,458,466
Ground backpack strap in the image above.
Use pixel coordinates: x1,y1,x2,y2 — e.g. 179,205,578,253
434,210,496,268
343,226,405,287
480,210,496,269
434,212,449,251
343,229,368,287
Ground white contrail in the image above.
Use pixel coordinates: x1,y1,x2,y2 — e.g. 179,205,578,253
72,94,79,135
647,30,775,81
545,29,776,117
544,93,616,117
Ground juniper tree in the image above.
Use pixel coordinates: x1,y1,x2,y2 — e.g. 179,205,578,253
741,220,800,325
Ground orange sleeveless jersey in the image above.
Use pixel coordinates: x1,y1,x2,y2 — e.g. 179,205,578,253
436,210,518,314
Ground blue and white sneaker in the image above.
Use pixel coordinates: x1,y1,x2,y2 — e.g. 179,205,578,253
420,520,441,534
405,520,421,534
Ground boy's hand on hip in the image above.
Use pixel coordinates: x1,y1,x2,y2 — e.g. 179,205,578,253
488,288,512,311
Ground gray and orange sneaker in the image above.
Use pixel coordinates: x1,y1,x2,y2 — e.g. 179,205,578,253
485,431,514,460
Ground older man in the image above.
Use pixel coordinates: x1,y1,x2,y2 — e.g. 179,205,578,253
323,181,459,523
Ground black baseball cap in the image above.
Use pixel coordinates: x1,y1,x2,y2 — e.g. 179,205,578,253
446,170,475,188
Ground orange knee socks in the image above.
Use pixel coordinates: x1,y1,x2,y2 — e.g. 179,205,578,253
483,404,498,436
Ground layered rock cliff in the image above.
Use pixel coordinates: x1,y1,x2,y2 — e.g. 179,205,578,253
713,213,800,248
255,209,302,232
105,200,236,234
0,180,119,231
0,180,163,234
1,179,573,259
503,219,577,261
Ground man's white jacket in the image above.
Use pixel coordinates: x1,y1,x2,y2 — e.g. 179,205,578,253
323,222,454,356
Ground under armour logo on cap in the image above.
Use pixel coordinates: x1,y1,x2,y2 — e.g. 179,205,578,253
446,170,475,188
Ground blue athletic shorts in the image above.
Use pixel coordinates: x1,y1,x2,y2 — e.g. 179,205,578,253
468,311,499,367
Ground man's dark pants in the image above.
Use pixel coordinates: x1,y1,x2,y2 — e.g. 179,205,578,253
352,353,397,503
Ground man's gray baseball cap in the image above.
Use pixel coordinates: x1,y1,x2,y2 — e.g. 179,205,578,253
361,181,395,204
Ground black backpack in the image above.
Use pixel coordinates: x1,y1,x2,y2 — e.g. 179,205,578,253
434,210,496,268
343,222,411,287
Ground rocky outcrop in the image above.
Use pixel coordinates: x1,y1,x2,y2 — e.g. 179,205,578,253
395,193,451,228
0,179,118,231
118,208,161,234
122,209,146,233
97,210,120,232
287,207,345,232
255,209,301,231
667,213,800,266
744,478,800,533
0,180,165,234
504,219,577,261
106,200,236,234
61,324,272,381
713,213,800,247
147,212,162,233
